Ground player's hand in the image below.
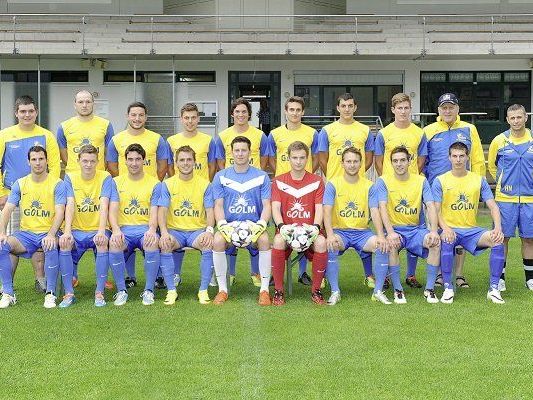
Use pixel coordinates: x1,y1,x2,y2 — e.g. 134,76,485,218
144,228,158,248
304,223,320,245
425,231,441,248
490,228,504,245
441,227,456,244
93,230,108,247
110,230,125,249
386,231,402,249
0,233,8,247
217,220,234,243
59,231,74,249
375,234,389,253
198,231,214,249
41,234,57,251
0,195,7,210
326,235,339,252
250,219,267,242
279,223,296,243
159,231,173,251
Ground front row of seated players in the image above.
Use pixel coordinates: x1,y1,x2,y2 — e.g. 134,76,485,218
0,139,507,308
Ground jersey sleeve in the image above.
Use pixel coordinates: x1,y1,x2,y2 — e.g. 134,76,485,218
480,177,494,202
369,184,378,208
271,179,281,202
46,132,61,178
157,181,171,207
266,134,276,157
375,178,388,203
374,132,385,156
311,131,319,154
214,137,225,161
211,172,224,200
207,138,217,163
104,123,114,146
422,178,434,203
431,178,443,203
261,173,271,200
469,125,486,177
317,128,329,152
259,133,269,157
56,125,67,149
156,136,169,161
323,182,336,206
54,181,67,205
203,184,214,209
364,131,375,152
63,175,74,198
106,138,119,163
487,136,499,180
7,180,21,206
110,179,120,202
150,182,161,206
100,175,113,199
418,134,428,156
315,179,325,204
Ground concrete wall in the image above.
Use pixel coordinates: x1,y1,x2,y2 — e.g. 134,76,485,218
346,0,533,14
0,0,163,14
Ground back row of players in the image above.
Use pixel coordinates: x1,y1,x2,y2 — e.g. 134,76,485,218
0,90,530,308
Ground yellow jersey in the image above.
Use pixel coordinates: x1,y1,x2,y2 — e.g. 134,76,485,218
215,125,268,168
268,124,318,176
111,174,160,227
167,131,216,181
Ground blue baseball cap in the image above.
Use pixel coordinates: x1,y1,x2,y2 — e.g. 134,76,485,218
438,93,459,107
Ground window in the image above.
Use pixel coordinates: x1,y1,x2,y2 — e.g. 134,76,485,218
177,71,216,82
0,71,88,83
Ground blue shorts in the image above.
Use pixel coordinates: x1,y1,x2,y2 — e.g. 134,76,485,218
450,227,488,256
12,231,48,258
122,226,155,258
169,229,204,249
226,245,259,257
334,228,374,258
71,230,110,264
497,202,533,238
394,226,429,258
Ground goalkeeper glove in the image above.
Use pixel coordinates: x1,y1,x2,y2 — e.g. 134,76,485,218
279,223,296,243
250,219,267,242
217,219,234,242
304,223,320,245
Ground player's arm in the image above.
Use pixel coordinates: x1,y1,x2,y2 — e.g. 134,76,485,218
375,179,401,249
0,202,15,244
259,198,271,224
318,152,328,176
156,159,168,181
424,201,440,247
58,197,75,248
417,156,426,174
323,204,339,252
214,198,225,223
364,130,375,172
268,135,277,174
156,137,170,181
46,132,61,179
317,128,329,175
374,155,383,176
271,201,283,227
214,137,226,171
487,137,499,180
259,133,269,172
108,181,124,248
59,148,68,167
486,199,504,243
373,132,384,175
0,137,8,208
106,138,119,177
430,178,454,243
56,125,68,167
365,151,373,171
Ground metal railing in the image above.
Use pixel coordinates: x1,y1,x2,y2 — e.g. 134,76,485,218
1,13,533,56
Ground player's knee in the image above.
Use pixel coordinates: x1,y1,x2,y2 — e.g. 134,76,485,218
522,237,533,246
273,234,286,250
213,233,227,251
313,235,327,253
255,232,270,250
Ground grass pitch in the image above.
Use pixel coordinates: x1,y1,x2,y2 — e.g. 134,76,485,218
1,215,532,399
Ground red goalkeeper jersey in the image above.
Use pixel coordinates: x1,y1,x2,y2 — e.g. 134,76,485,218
271,171,324,225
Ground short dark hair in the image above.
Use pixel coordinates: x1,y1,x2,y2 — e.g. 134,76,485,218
390,146,410,161
507,103,526,115
287,141,309,157
341,146,362,161
230,97,252,117
15,95,37,113
27,145,47,161
78,144,99,159
337,93,356,106
180,103,199,116
125,143,146,159
285,96,305,111
230,135,251,150
449,141,469,155
175,145,196,162
127,101,147,114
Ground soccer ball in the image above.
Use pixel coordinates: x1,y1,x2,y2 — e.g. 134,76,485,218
230,220,253,248
289,224,314,253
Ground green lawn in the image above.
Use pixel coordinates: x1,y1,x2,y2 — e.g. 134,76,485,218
1,215,532,399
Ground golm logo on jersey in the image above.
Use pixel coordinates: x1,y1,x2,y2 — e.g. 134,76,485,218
336,138,355,155
450,192,475,211
73,137,95,154
339,200,366,218
286,200,311,219
394,197,418,215
228,195,256,215
77,195,100,213
24,199,50,217
173,198,200,217
124,197,149,215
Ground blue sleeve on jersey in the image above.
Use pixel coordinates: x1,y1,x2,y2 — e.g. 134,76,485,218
204,184,214,209
57,126,67,149
100,175,113,199
418,134,428,156
317,128,329,152
369,184,379,208
207,138,216,163
63,175,74,198
261,172,271,199
422,179,434,203
54,181,67,205
431,179,443,203
365,132,375,152
157,182,171,207
480,178,494,202
7,181,21,206
311,131,319,154
105,123,114,146
259,133,269,157
323,182,336,206
106,138,118,162
266,134,275,157
374,132,385,156
156,136,169,161
211,172,224,200
375,178,388,203
150,183,161,206
110,180,119,202
215,137,226,161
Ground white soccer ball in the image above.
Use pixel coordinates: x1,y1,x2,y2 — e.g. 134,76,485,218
230,220,253,248
288,224,314,253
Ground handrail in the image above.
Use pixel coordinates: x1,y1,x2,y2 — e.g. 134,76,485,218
1,13,533,17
